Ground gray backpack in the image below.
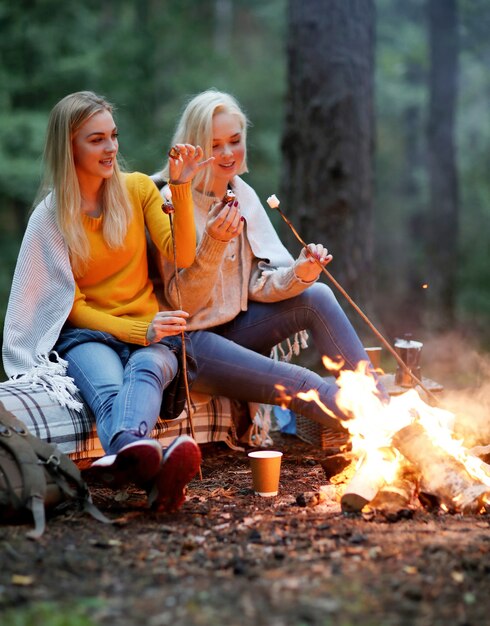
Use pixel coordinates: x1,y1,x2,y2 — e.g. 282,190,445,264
0,401,110,538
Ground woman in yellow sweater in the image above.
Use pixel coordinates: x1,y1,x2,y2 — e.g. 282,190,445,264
3,91,210,512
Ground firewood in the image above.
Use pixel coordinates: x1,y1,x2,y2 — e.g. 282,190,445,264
340,448,397,513
469,444,490,468
392,423,490,513
319,453,352,481
364,462,418,520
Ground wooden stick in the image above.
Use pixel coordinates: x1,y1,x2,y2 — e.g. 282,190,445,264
167,211,203,481
272,204,439,404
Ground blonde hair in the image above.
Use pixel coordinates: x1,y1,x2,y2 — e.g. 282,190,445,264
163,89,249,195
38,91,132,276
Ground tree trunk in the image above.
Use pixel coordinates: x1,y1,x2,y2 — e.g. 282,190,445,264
426,0,459,327
281,0,376,310
213,0,233,55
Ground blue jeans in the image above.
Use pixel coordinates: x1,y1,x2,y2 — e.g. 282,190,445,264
189,283,385,431
57,330,178,454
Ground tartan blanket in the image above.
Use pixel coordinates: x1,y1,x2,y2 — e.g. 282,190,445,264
0,380,234,461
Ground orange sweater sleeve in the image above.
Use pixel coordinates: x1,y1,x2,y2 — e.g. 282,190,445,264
140,175,196,268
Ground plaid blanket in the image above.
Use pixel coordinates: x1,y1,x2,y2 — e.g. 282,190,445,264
0,381,234,461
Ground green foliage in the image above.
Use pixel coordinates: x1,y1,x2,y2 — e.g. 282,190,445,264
0,111,46,204
0,0,287,335
1,599,100,626
0,0,489,347
375,0,490,340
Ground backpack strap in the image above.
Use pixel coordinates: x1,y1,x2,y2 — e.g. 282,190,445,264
0,416,48,539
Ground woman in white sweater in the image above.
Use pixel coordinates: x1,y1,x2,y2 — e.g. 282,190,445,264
152,89,387,434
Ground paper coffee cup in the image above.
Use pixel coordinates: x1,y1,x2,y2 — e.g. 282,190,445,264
365,346,382,370
248,450,283,497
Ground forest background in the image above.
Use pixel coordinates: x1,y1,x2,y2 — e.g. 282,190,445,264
1,0,490,380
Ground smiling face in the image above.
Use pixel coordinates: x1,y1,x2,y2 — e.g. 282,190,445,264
210,111,245,192
72,109,118,186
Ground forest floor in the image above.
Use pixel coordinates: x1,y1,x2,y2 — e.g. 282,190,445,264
1,331,490,626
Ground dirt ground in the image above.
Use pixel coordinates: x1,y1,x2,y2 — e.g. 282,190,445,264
1,431,489,626
1,331,490,626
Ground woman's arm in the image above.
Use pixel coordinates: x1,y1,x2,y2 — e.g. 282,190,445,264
248,261,314,302
140,175,196,268
164,199,241,314
69,283,188,345
145,145,213,268
164,230,229,313
248,244,332,302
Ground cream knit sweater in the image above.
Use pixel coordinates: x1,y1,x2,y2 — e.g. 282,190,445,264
157,176,316,331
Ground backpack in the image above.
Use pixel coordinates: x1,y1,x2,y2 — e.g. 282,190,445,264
0,401,110,539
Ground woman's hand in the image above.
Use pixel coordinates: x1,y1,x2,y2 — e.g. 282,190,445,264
168,144,214,184
293,243,333,282
205,199,244,242
146,310,189,343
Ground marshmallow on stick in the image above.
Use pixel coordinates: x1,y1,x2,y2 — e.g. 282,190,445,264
223,189,236,203
168,146,181,159
267,194,280,209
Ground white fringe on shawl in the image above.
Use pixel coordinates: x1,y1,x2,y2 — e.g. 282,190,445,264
2,195,83,410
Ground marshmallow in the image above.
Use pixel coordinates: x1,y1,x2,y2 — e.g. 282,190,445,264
267,194,280,209
223,190,236,203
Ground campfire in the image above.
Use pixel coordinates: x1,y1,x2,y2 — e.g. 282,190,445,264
265,193,489,517
299,356,490,518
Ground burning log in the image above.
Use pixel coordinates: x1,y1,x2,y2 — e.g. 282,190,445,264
320,453,353,481
363,461,418,521
469,444,490,466
340,447,397,513
392,423,490,513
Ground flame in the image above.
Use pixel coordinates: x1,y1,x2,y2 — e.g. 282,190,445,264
298,358,490,512
422,283,429,289
296,389,339,420
322,355,344,372
274,383,292,409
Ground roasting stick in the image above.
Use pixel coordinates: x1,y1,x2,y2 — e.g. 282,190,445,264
162,200,203,480
266,195,439,405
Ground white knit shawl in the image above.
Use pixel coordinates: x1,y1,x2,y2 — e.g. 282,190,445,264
2,194,82,408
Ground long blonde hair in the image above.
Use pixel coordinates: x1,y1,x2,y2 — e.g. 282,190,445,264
38,91,132,276
163,89,249,195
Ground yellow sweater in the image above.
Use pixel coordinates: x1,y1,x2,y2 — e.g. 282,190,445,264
68,172,195,345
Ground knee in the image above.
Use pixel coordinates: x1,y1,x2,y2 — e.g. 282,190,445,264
301,282,339,311
133,349,178,385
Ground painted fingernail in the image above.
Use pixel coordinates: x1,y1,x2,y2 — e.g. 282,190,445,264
234,201,239,207
240,216,245,222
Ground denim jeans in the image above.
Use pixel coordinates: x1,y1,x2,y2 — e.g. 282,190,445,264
56,329,178,454
188,282,385,431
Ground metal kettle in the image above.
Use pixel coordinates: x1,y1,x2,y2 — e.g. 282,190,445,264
394,335,423,387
